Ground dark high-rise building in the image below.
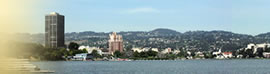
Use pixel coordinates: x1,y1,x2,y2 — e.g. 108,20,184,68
45,12,65,48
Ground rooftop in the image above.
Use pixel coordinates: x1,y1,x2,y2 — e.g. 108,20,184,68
49,12,59,15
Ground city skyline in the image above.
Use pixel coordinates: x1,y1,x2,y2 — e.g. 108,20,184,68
2,1,270,74
2,0,270,35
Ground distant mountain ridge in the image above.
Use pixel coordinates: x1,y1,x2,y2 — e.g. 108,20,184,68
256,32,270,37
150,28,181,36
14,28,270,51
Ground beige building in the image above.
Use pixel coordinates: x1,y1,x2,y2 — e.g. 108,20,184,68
108,32,123,54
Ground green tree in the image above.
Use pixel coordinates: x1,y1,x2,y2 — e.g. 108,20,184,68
125,45,133,51
114,50,123,58
203,52,213,59
124,50,134,58
147,50,158,57
140,52,148,58
91,50,100,58
177,50,187,58
133,51,140,57
41,48,64,61
71,50,86,55
190,51,196,57
265,48,270,52
82,49,88,53
59,48,69,57
68,42,79,50
244,49,255,58
167,54,177,59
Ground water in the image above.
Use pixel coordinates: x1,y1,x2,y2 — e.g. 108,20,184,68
32,59,270,74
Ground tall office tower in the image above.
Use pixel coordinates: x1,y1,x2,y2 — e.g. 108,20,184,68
45,12,65,48
108,32,123,54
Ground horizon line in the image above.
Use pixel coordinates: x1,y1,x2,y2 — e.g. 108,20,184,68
6,28,270,36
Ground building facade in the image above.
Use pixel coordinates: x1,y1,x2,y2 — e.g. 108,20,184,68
108,32,123,54
45,12,65,48
246,43,270,54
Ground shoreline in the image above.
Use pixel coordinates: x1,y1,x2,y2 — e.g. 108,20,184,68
29,58,270,62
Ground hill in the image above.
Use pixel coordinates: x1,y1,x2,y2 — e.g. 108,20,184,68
15,28,270,51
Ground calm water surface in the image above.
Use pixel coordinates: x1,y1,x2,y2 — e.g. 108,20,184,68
32,59,270,74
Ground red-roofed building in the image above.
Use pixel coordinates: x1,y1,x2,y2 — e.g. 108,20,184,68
222,52,233,58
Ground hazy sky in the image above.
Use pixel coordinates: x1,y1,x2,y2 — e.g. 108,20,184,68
28,0,270,35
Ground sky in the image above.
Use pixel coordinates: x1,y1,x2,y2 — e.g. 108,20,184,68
5,0,270,35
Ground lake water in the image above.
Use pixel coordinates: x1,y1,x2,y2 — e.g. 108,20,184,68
32,59,270,74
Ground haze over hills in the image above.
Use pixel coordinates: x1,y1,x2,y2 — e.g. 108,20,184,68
10,28,270,51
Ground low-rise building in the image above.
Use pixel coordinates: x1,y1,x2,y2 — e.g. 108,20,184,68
131,47,158,53
263,52,270,58
222,52,233,58
142,47,151,52
246,43,270,54
212,49,222,55
151,48,159,52
161,48,172,54
72,53,93,61
195,51,204,57
172,50,180,54
212,49,233,59
132,48,143,53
